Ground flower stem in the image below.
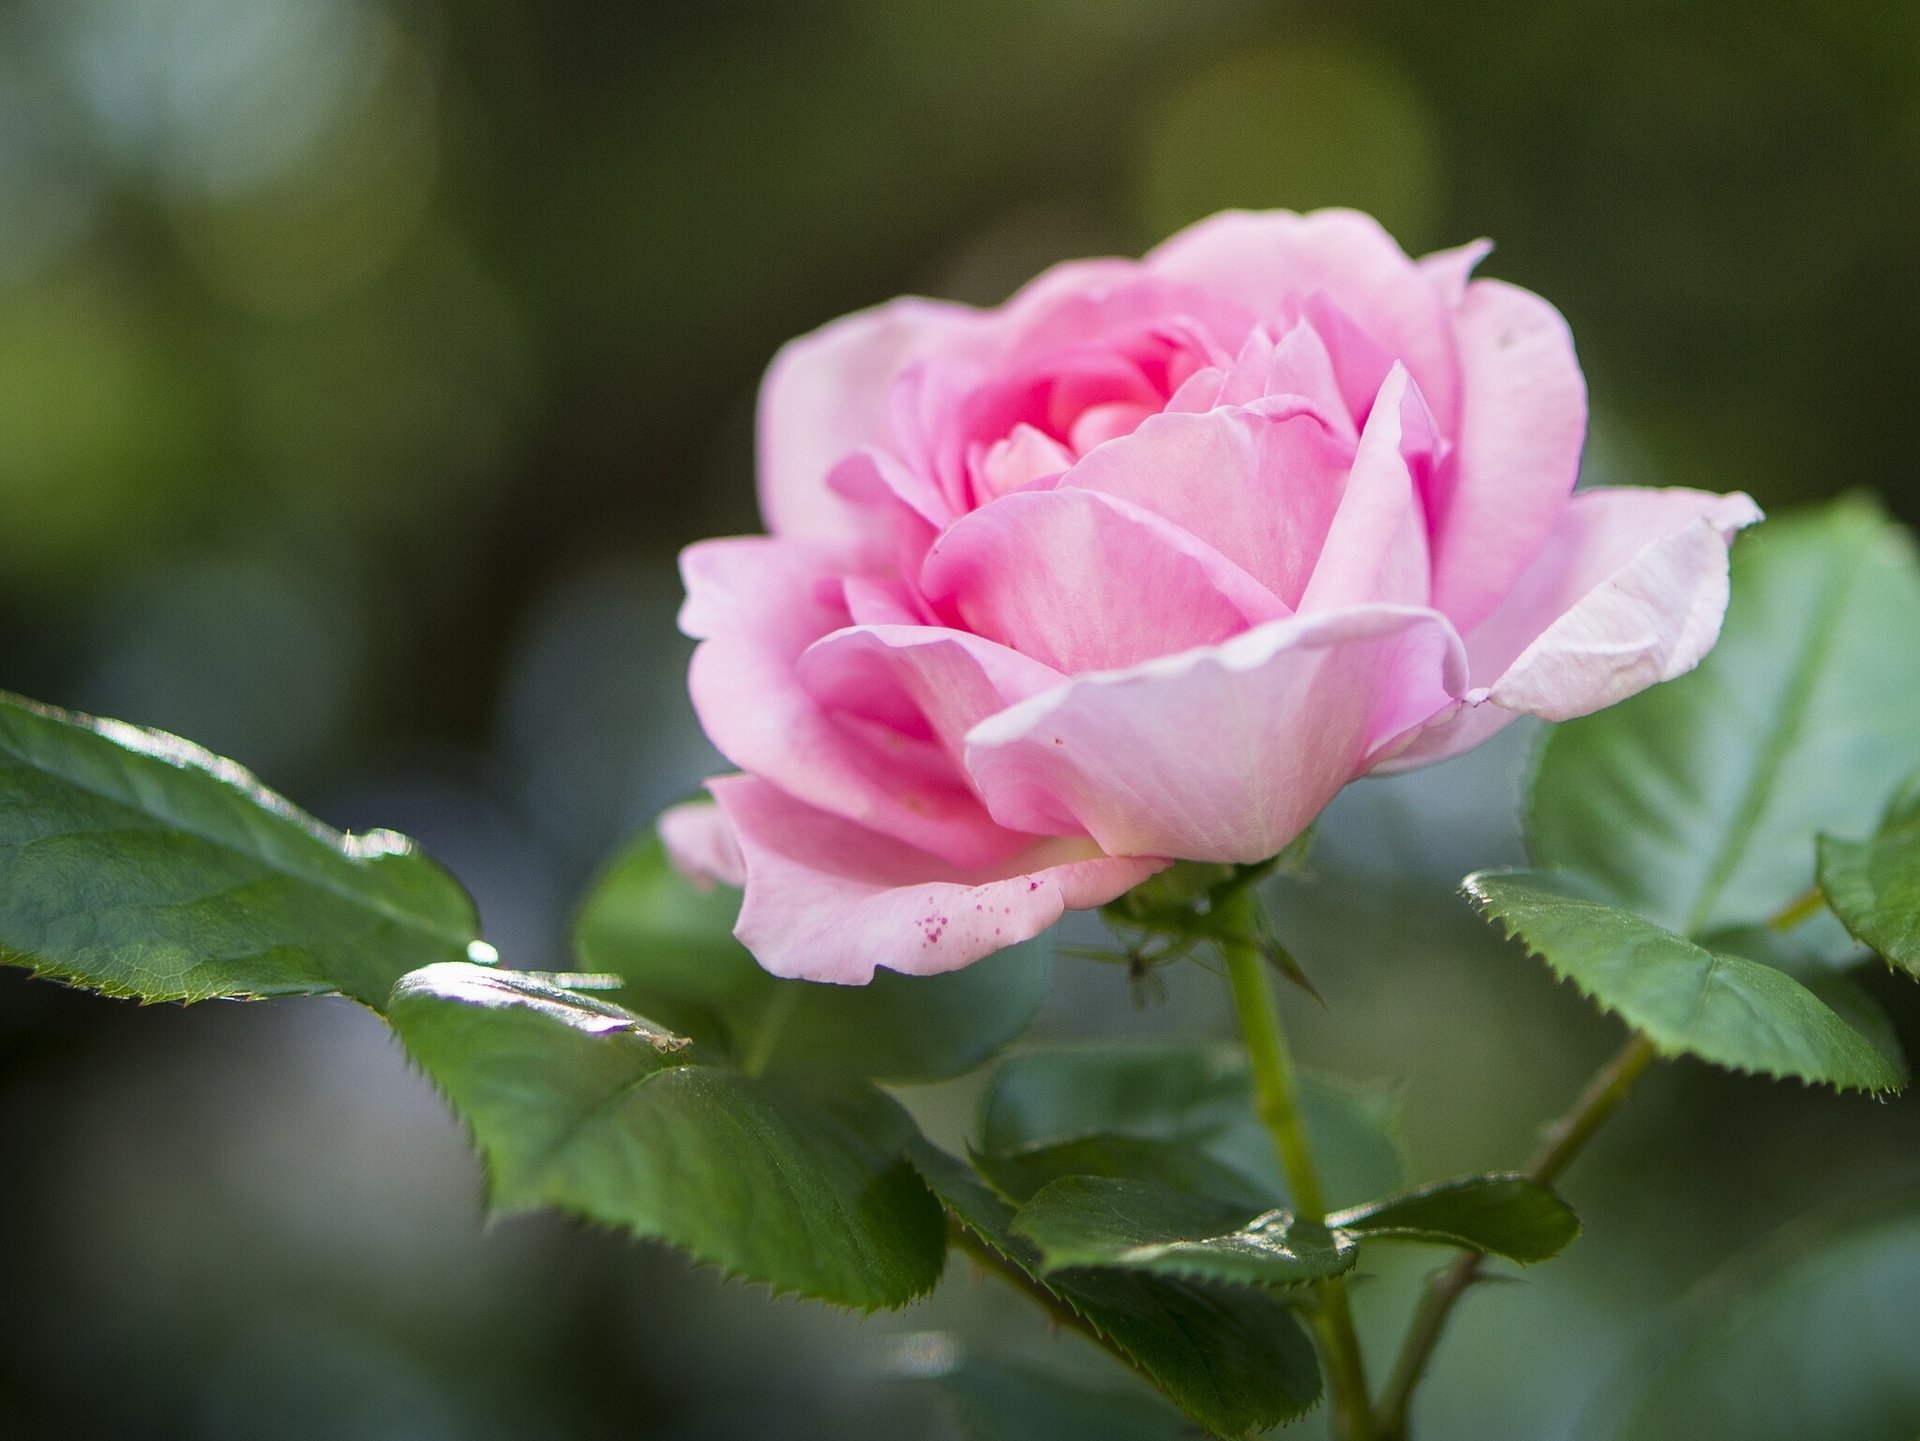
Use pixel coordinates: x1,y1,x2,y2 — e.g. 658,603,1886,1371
1372,1031,1659,1440
1217,886,1375,1441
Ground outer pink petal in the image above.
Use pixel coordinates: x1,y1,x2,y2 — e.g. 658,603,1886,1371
680,537,1018,867
1146,209,1460,427
1417,238,1493,307
1299,366,1435,613
1381,487,1761,770
1061,402,1353,608
758,297,974,541
964,606,1468,863
920,487,1288,674
797,623,1065,762
711,775,1163,982
1425,279,1588,629
659,799,745,889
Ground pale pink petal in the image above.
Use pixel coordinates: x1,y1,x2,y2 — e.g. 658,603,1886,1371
659,799,745,889
1299,366,1436,613
758,298,974,540
1146,209,1460,427
1425,279,1588,628
1068,401,1156,453
920,487,1287,674
797,623,1065,762
711,775,1164,982
964,606,1468,863
1261,319,1359,444
975,423,1076,497
995,262,1254,365
680,537,1019,867
1418,238,1493,307
840,575,930,627
1061,402,1353,608
1380,487,1761,770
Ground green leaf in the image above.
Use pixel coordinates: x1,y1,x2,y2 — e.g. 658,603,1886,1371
1530,498,1920,938
1326,1174,1580,1264
973,1134,1273,1210
927,1352,1191,1441
1819,780,1920,980
1701,923,1907,1081
1588,1204,1920,1441
575,836,1049,1081
1011,1175,1355,1288
1466,871,1903,1092
0,691,478,1007
978,1042,1403,1210
390,962,947,1311
912,1142,1323,1437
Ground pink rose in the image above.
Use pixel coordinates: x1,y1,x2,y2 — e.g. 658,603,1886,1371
665,209,1759,983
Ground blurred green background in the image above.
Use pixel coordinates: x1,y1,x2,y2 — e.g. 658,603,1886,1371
3,1,1919,1437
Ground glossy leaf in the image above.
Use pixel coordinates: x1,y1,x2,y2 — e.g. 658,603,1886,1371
1011,1175,1355,1288
0,691,478,1008
575,837,1050,1081
391,963,947,1311
912,1142,1323,1437
1819,780,1920,980
1530,499,1920,938
978,1042,1403,1209
1588,1205,1920,1441
1326,1173,1579,1264
974,1133,1272,1210
1467,871,1902,1092
928,1351,1190,1441
1702,923,1907,1079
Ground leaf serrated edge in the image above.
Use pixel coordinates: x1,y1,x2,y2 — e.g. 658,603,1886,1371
389,1018,945,1315
914,1145,1322,1437
1461,871,1903,1097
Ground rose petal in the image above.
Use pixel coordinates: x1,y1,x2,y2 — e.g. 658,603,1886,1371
1425,278,1589,629
1417,238,1493,307
964,606,1468,863
711,775,1163,982
1061,402,1353,608
797,623,1065,761
1146,209,1460,427
659,799,745,889
758,297,974,541
1380,487,1761,770
920,487,1288,673
680,537,1020,867
1299,365,1436,612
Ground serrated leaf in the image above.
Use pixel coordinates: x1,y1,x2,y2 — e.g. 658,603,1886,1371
1587,1204,1920,1441
390,962,946,1311
575,837,1048,1081
1702,924,1907,1081
1326,1173,1580,1264
973,1134,1272,1210
1530,499,1920,939
0,692,478,1007
1011,1175,1355,1289
1467,871,1902,1092
1819,780,1920,980
978,1042,1403,1209
912,1142,1322,1438
928,1351,1191,1441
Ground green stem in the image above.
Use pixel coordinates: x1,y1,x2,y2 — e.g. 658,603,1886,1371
1217,886,1374,1441
1373,1031,1659,1440
1376,881,1823,1438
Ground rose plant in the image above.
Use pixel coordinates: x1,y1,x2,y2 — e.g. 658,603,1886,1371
3,210,1920,1441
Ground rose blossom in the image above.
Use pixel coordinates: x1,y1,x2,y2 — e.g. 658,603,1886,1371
661,209,1758,984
